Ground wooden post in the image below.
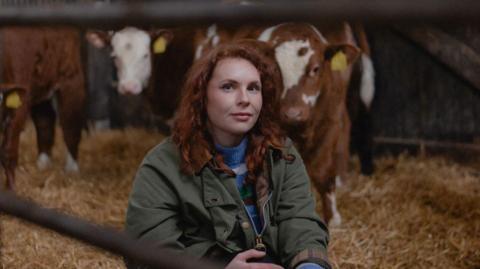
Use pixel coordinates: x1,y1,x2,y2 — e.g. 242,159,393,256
394,25,480,91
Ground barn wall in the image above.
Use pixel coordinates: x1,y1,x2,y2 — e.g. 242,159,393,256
369,27,480,143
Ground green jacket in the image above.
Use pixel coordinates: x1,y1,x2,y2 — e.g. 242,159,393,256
125,137,331,269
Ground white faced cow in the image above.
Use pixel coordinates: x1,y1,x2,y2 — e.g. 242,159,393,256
87,27,173,95
87,27,197,130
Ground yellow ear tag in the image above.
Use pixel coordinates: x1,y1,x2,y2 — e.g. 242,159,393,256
153,37,167,54
6,91,22,109
331,51,348,71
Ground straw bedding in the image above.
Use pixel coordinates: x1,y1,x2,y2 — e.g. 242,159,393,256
1,122,479,268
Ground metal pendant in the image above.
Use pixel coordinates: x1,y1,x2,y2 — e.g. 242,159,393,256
255,236,266,252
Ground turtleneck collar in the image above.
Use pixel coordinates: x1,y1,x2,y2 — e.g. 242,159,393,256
215,136,248,168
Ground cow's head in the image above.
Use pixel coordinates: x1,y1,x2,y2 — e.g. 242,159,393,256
86,27,173,95
259,23,360,126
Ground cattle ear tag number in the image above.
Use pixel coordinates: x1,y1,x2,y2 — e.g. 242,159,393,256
331,51,347,71
6,91,22,109
153,37,167,54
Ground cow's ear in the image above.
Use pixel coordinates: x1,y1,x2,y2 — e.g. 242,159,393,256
324,44,360,71
86,30,112,49
149,29,174,54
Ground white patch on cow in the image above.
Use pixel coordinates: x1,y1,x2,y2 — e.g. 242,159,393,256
327,192,342,227
194,44,204,60
360,54,375,109
309,24,328,44
335,175,343,188
275,40,314,99
232,164,247,175
111,27,152,94
65,153,79,172
37,153,52,170
212,35,220,46
258,24,281,42
302,92,320,107
195,24,219,60
207,24,217,38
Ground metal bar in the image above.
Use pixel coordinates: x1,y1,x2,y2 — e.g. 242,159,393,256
0,190,222,269
0,0,480,27
374,136,480,152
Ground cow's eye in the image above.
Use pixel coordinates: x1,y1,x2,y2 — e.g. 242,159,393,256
309,65,320,76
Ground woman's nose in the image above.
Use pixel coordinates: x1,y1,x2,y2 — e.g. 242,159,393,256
237,88,250,105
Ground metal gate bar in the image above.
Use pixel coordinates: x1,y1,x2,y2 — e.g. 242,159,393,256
0,0,480,27
0,190,222,269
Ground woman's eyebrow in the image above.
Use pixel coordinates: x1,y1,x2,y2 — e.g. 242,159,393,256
219,79,238,84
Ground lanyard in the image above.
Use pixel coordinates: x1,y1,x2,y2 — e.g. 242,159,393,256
241,192,272,252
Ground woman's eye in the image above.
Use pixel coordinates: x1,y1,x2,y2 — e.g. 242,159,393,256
221,83,234,91
248,84,261,92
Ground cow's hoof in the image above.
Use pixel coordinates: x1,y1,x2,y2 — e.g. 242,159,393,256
65,153,79,173
335,175,343,188
329,213,342,227
37,153,52,170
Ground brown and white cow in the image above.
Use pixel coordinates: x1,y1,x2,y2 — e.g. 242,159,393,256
0,27,86,189
252,23,361,226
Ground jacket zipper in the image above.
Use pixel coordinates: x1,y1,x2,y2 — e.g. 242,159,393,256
241,191,272,252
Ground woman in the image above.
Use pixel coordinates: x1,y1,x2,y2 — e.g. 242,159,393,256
125,40,331,269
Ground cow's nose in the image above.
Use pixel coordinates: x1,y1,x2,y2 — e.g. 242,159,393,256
285,108,302,120
119,81,142,95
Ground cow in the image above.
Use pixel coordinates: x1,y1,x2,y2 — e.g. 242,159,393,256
0,27,86,190
252,23,361,226
86,26,194,130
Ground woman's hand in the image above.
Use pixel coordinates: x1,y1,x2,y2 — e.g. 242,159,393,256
225,249,284,269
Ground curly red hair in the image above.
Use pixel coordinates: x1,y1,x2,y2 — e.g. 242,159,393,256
172,40,286,182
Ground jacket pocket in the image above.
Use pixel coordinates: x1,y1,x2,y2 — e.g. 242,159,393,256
204,203,243,252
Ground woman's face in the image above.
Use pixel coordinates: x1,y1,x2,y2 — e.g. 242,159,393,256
206,57,262,147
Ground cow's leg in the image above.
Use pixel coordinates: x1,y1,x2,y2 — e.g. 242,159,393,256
1,92,29,190
335,107,351,187
31,99,56,170
57,77,86,173
314,176,341,227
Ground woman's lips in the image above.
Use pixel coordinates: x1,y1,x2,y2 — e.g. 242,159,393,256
231,113,252,121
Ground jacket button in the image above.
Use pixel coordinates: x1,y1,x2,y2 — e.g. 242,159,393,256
241,222,250,229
